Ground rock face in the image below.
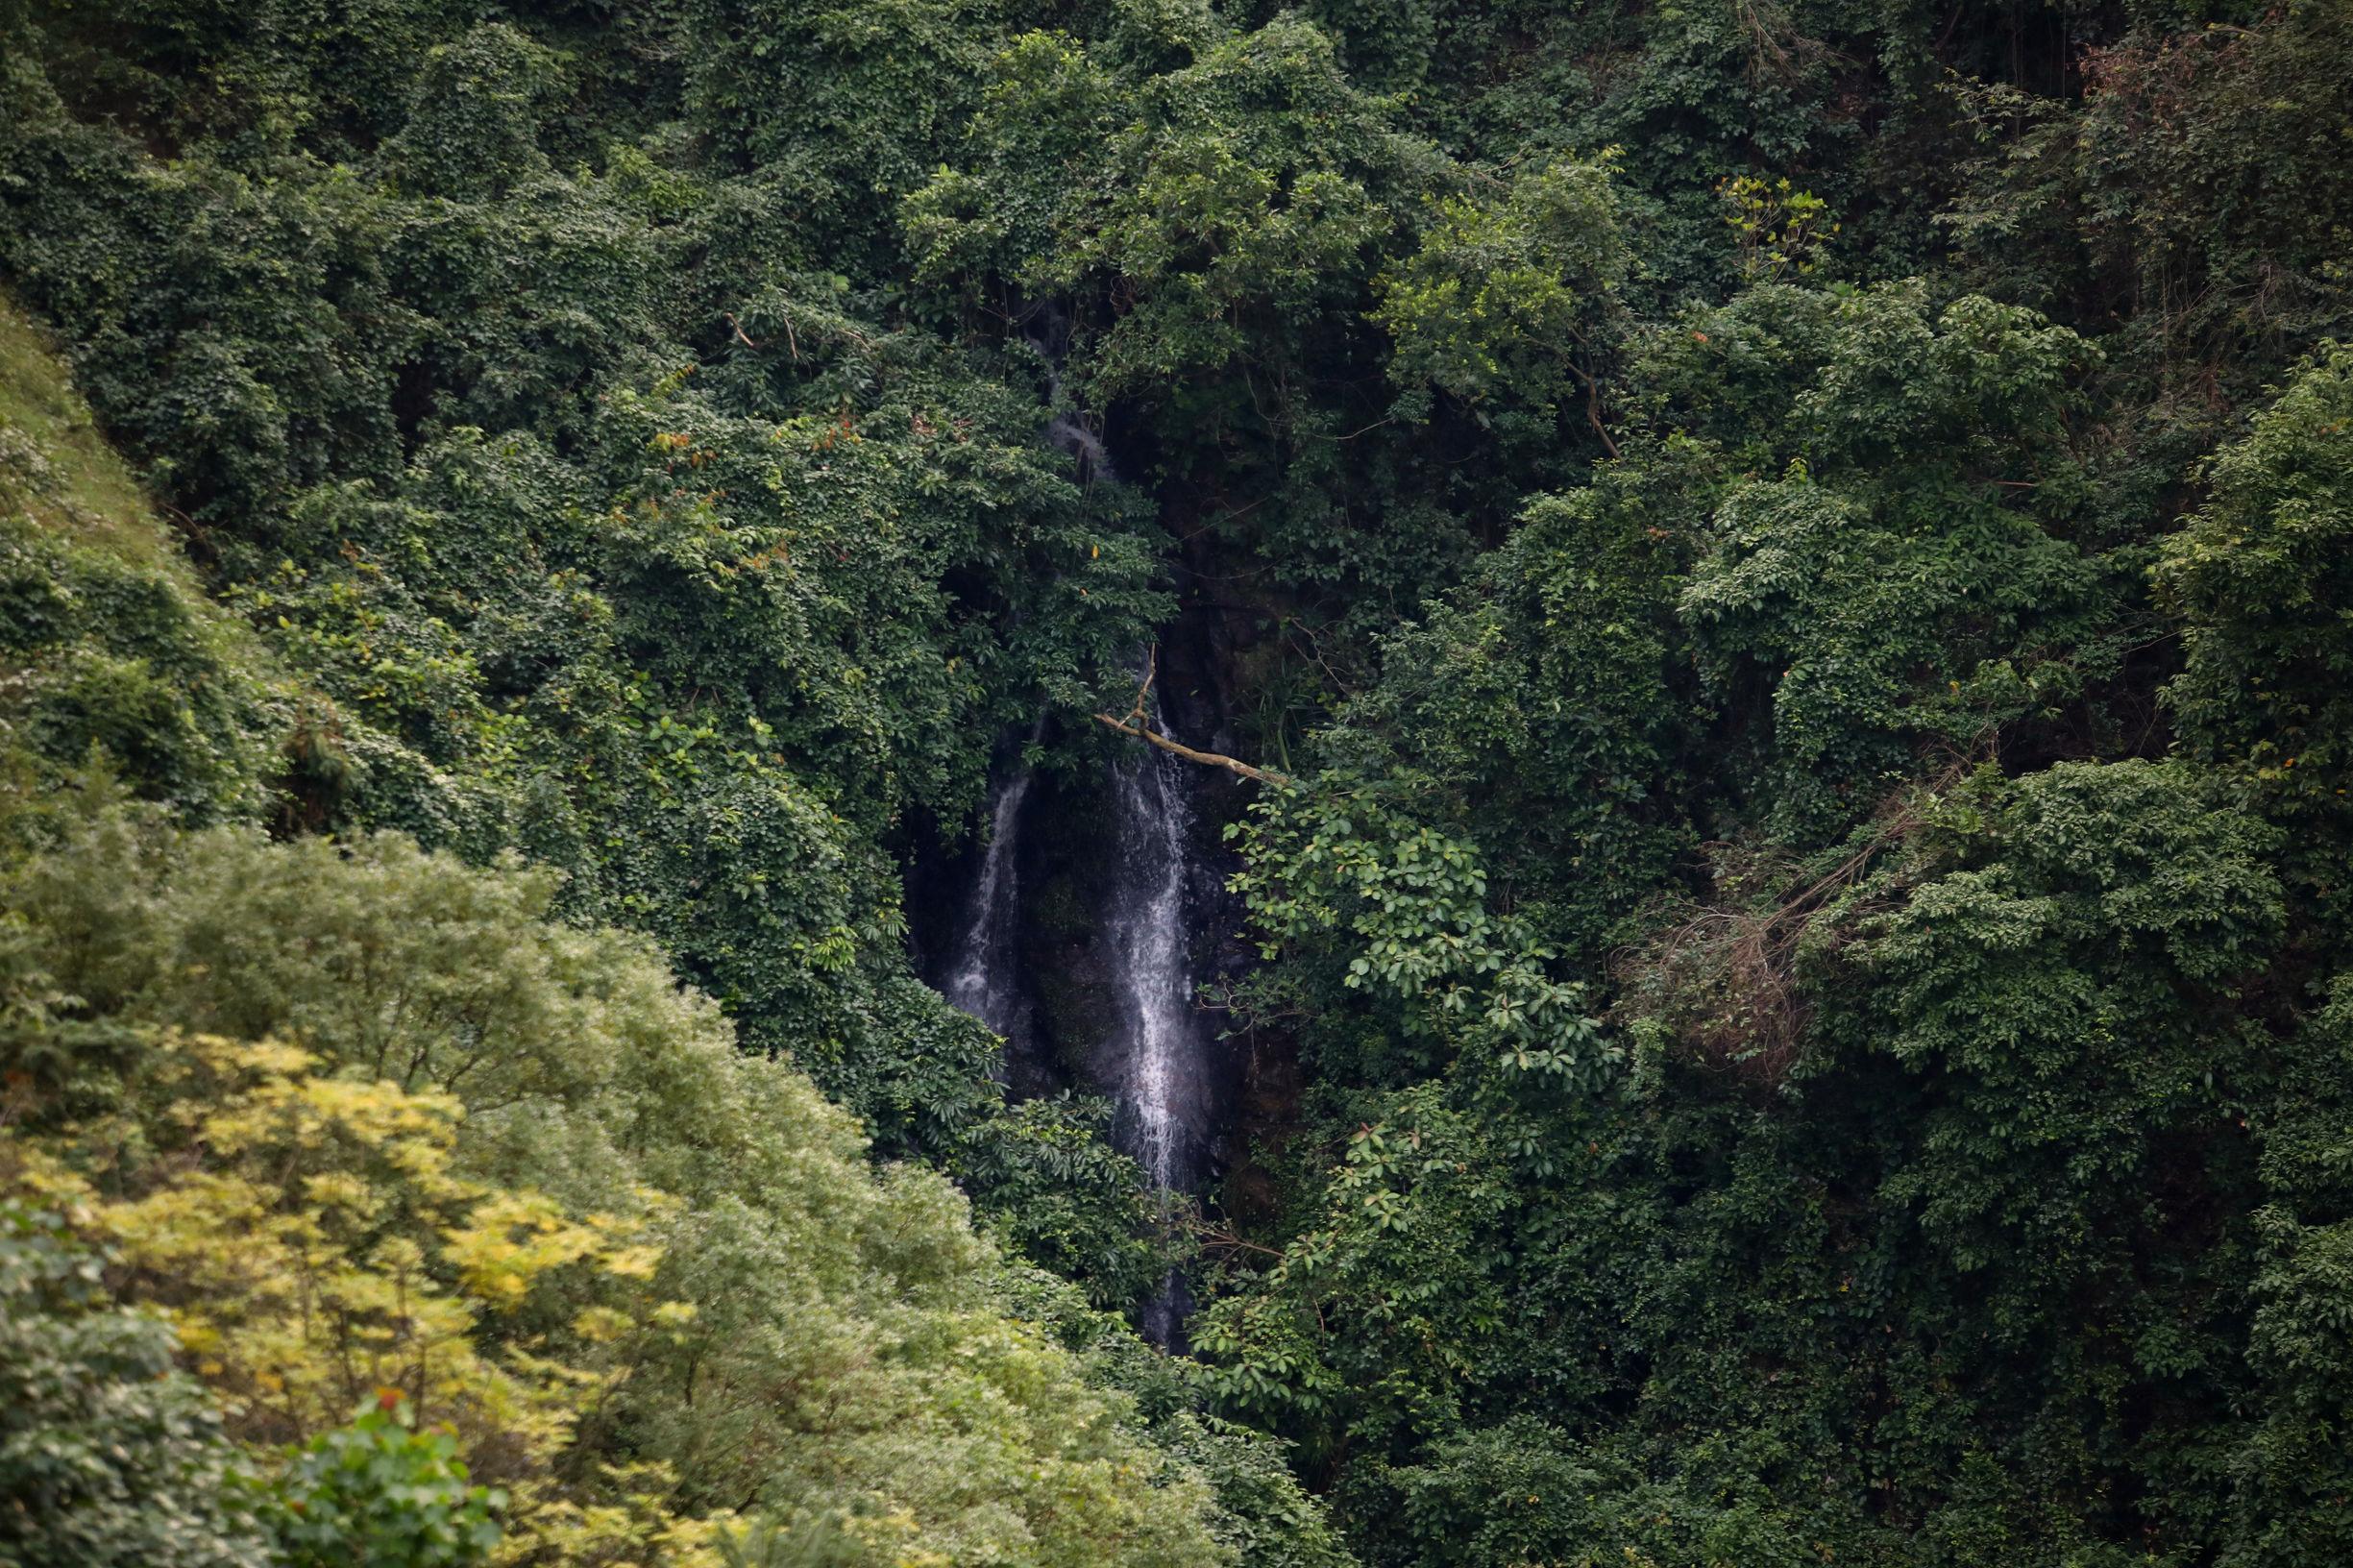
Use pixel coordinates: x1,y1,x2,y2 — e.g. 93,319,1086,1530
930,656,1249,1124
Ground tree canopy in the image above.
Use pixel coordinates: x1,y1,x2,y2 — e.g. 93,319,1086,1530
4,0,2353,1562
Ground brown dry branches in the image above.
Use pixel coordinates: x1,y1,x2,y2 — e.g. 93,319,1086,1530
1618,752,1979,1087
1093,648,1291,787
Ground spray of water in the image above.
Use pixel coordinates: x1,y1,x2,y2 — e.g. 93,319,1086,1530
1101,693,1213,1348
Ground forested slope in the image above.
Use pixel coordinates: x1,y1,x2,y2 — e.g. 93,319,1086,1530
2,0,2351,1565
0,300,1343,1563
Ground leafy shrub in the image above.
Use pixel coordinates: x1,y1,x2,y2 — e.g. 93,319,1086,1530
0,1198,276,1568
274,1397,502,1568
0,794,1238,1565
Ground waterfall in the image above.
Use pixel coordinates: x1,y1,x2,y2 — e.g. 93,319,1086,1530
1037,348,1209,1342
940,314,1210,1345
1033,303,1113,487
943,723,1044,1042
1044,406,1114,485
1106,734,1206,1191
1102,695,1212,1348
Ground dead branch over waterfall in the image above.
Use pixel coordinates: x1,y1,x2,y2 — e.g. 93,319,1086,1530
1092,648,1291,787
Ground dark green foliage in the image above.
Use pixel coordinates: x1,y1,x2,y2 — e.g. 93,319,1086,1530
907,15,1502,649
949,1093,1170,1311
1833,761,2279,1323
18,0,482,155
682,0,1007,266
1207,757,2315,1563
2234,979,2353,1568
1943,1,2353,379
1383,1418,1830,1568
385,24,568,201
1181,66,2348,1556
0,62,412,525
1263,463,1703,964
1666,283,2111,837
5,0,2353,1563
2157,342,2353,840
0,510,273,821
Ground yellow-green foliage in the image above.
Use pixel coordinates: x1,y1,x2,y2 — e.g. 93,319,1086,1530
0,795,1228,1567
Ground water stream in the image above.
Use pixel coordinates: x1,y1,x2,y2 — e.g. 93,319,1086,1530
939,689,1211,1343
935,317,1210,1344
1102,708,1210,1346
942,723,1042,1044
1105,722,1206,1193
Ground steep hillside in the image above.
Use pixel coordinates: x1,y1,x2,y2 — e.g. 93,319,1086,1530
4,2,2352,1564
0,294,1345,1568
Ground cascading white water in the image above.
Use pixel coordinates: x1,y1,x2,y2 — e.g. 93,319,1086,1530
940,694,1207,1344
1100,696,1212,1349
1045,408,1114,485
942,759,1037,1041
1036,360,1212,1340
1106,731,1204,1191
1030,330,1207,1191
942,321,1209,1343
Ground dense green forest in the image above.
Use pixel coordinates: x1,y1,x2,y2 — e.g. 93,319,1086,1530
2,0,2350,1562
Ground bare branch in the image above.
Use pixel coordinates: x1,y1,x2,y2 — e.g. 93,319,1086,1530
1565,358,1621,459
726,309,800,361
1096,646,1292,786
1093,713,1291,785
1197,1224,1287,1260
